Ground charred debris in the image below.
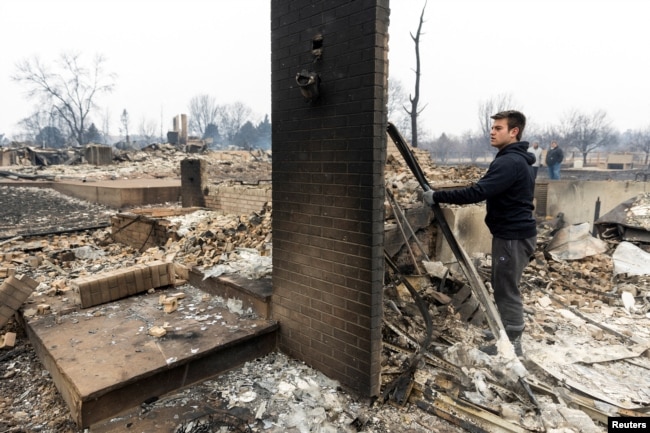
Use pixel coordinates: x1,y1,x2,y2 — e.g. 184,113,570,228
0,144,649,432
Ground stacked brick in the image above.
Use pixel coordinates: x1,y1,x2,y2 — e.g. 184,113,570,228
74,260,175,308
1,275,39,327
204,183,271,215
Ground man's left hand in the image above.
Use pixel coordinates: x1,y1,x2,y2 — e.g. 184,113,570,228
423,189,436,206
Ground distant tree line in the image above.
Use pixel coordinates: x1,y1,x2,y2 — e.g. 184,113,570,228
389,86,650,168
187,95,271,150
6,52,649,164
7,52,271,151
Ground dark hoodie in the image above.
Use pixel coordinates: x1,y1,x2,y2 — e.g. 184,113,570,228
432,141,537,240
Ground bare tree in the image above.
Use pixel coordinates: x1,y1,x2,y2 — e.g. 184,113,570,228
560,109,615,165
16,107,63,144
629,127,650,166
101,108,112,145
139,117,159,145
387,78,410,135
217,102,253,144
17,110,48,143
477,93,516,145
12,53,116,146
428,133,454,164
461,130,487,163
188,94,219,137
405,2,428,148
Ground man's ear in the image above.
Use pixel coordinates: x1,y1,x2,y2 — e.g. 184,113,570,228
510,127,519,138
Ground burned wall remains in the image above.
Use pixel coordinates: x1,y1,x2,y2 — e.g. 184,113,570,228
271,1,389,396
181,159,207,208
181,158,271,214
204,183,272,215
84,145,112,166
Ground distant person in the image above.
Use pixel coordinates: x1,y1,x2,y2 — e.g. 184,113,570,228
423,110,536,357
545,140,564,180
527,141,542,178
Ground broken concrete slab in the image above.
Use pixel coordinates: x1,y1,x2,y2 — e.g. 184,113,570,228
612,241,650,276
545,222,608,261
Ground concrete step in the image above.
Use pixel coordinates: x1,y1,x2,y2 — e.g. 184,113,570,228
188,269,272,319
21,281,277,428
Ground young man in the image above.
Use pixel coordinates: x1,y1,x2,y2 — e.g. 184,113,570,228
423,110,536,357
545,140,564,180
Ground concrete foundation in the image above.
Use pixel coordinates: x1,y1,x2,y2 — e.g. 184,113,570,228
541,180,649,226
50,179,181,209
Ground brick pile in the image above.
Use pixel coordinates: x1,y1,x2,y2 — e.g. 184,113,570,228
0,274,38,327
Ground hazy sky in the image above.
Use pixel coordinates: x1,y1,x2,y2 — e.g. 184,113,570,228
1,0,649,141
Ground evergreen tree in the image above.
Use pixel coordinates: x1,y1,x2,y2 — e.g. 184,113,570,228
234,121,258,149
203,123,221,148
84,123,102,144
255,115,271,150
35,126,65,148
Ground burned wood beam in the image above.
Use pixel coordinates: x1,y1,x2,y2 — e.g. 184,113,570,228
385,187,430,265
414,386,530,433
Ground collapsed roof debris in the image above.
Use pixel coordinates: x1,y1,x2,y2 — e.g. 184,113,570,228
0,146,74,167
612,241,650,278
595,192,650,244
1,144,649,432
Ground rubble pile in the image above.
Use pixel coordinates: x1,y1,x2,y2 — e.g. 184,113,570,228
1,146,271,184
165,207,272,277
378,150,650,431
1,147,649,433
379,235,650,432
385,150,485,205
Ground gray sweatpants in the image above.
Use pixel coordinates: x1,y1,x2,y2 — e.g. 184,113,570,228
491,236,536,332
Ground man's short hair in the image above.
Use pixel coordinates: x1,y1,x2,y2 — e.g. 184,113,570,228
491,110,526,141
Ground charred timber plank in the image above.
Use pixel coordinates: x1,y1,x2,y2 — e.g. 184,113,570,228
414,391,529,433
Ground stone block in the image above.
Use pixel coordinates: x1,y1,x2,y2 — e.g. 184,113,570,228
435,205,492,265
